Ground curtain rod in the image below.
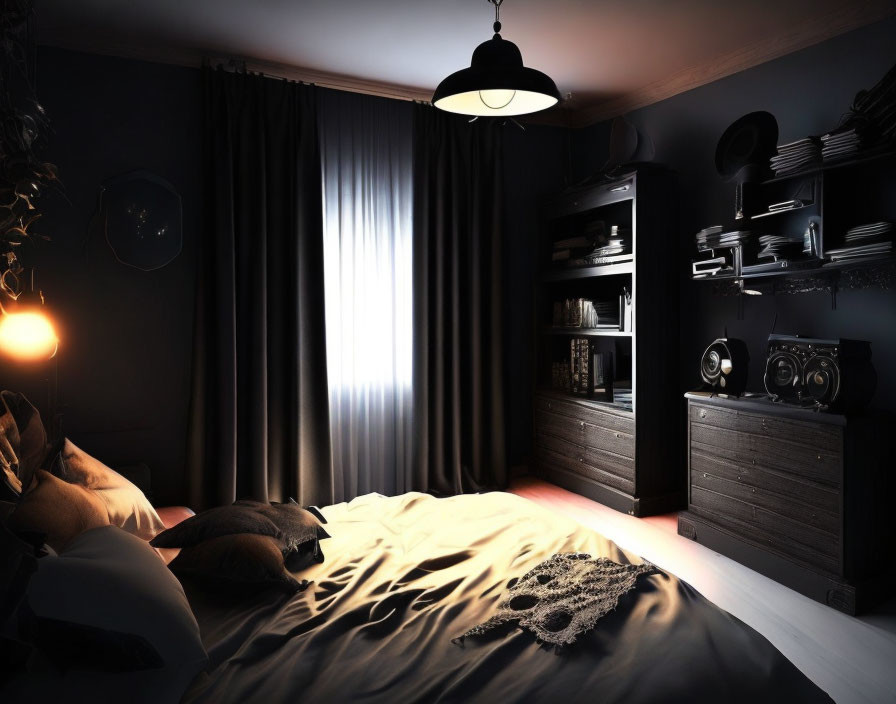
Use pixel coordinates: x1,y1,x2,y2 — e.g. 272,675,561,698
207,54,433,104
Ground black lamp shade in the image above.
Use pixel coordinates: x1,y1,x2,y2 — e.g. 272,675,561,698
432,34,560,117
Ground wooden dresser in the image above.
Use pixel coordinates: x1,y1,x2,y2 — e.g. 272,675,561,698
534,393,636,507
678,392,893,614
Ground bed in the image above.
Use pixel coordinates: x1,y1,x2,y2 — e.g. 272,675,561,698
178,490,831,703
0,389,830,702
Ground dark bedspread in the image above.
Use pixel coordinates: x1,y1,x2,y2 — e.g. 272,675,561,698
182,491,831,703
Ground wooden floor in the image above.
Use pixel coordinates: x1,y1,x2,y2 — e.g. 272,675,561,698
508,476,896,704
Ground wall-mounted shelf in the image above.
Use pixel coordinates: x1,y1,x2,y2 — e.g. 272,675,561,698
761,146,896,184
692,255,894,283
691,145,895,299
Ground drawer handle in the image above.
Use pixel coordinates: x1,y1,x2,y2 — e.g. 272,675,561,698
751,488,756,494
699,409,707,419
547,402,552,410
751,459,755,465
579,421,585,430
816,455,821,461
609,184,630,193
615,432,621,438
578,457,584,463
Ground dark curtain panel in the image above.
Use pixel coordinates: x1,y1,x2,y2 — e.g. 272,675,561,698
187,67,331,510
412,104,507,495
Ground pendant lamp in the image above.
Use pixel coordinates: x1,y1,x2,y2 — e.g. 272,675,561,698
432,0,560,117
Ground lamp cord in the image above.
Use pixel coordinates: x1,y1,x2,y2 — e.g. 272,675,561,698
488,0,504,34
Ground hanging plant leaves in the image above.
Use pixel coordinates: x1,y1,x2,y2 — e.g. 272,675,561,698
0,0,58,261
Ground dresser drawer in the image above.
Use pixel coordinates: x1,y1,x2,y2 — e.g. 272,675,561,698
691,447,839,514
689,402,841,453
535,395,634,436
536,444,635,494
536,431,635,484
689,487,840,573
583,424,634,459
690,466,839,535
690,423,841,485
536,408,635,460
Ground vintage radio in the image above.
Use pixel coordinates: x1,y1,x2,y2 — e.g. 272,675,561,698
763,335,876,411
700,338,749,396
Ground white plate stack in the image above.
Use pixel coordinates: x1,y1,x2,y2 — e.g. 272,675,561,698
770,137,822,177
826,221,893,262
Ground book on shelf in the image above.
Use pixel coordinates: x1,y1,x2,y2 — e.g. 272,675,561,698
619,288,633,332
552,249,571,261
570,338,592,396
554,235,592,250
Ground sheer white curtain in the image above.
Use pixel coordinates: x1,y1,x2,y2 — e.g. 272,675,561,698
319,89,413,501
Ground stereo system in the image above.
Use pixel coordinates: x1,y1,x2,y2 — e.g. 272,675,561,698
700,338,749,396
763,335,876,412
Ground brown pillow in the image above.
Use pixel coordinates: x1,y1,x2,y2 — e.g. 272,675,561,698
8,470,109,552
168,533,310,594
50,439,166,540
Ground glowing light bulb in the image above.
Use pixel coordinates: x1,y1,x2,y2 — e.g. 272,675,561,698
479,89,516,110
0,311,59,361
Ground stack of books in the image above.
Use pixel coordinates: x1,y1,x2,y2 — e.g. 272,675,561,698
585,225,632,264
551,235,593,264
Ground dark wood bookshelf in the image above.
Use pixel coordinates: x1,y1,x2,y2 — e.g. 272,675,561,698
533,167,681,517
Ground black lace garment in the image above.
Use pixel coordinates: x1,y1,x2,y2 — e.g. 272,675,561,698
456,553,656,647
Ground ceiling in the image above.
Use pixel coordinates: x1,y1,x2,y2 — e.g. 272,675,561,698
33,0,896,126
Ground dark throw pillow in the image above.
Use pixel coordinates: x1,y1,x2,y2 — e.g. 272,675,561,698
150,499,330,560
168,533,311,594
151,499,329,594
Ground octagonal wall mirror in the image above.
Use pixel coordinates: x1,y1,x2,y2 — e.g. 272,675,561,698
100,170,182,272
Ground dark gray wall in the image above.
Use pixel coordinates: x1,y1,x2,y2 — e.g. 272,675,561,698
571,16,896,412
13,18,895,500
2,47,202,505
502,124,568,469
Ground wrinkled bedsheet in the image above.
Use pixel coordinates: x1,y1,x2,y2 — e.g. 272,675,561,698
182,491,831,703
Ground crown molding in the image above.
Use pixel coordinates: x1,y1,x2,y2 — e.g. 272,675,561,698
37,34,434,104
566,2,896,128
38,2,896,130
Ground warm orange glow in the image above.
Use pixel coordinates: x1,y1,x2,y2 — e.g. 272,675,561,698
0,311,59,361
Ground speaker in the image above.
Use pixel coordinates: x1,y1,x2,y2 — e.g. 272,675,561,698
763,335,876,411
700,338,749,395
